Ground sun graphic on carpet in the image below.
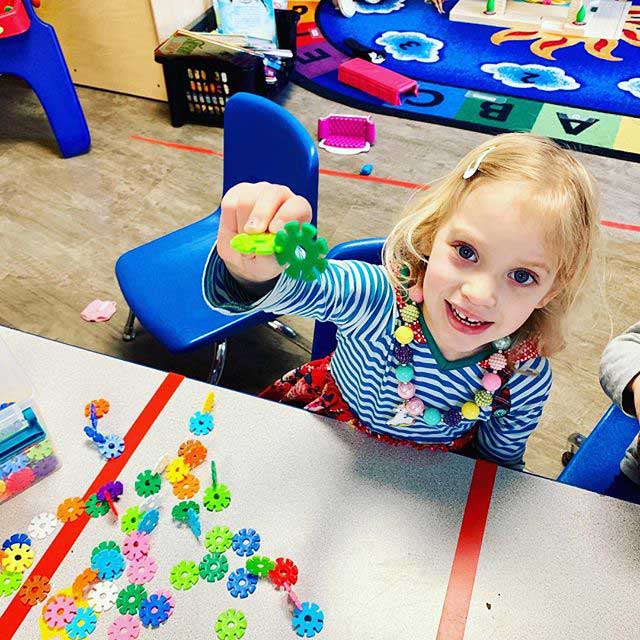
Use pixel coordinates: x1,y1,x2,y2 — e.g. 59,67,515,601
491,5,640,59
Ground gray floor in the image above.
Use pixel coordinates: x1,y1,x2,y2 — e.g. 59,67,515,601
1,75,639,478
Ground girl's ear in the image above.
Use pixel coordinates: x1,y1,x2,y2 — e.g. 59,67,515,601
409,273,425,303
535,286,559,310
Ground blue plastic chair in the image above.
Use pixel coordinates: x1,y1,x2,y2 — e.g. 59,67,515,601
557,404,640,505
115,93,319,383
0,0,90,157
311,237,385,360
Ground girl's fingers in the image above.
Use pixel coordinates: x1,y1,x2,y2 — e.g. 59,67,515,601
244,184,293,233
268,195,313,233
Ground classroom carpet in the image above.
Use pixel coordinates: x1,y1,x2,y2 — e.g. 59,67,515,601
291,0,640,161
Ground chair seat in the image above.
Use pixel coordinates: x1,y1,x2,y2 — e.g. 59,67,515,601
115,210,271,353
557,404,640,504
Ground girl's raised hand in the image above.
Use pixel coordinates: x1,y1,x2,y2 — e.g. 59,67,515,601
217,182,312,283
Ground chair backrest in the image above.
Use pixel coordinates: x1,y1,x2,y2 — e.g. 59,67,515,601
311,237,385,360
222,93,319,223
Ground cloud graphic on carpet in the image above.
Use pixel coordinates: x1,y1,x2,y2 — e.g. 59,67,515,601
355,0,405,14
618,78,640,99
481,63,579,92
375,31,443,63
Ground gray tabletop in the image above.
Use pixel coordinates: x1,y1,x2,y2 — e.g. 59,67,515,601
0,327,638,640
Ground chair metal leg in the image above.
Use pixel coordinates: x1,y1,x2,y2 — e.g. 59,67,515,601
267,319,298,340
122,309,137,342
561,432,586,466
207,341,227,385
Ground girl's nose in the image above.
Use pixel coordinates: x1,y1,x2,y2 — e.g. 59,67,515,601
460,275,497,309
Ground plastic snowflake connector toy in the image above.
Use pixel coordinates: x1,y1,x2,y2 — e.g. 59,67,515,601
28,512,58,540
121,506,142,534
85,494,109,519
231,528,260,557
172,500,199,523
205,526,233,553
198,553,229,582
0,570,23,597
230,232,276,255
189,411,214,436
87,580,118,612
292,602,324,638
107,614,140,640
165,456,190,484
245,555,275,578
226,568,257,599
18,574,51,606
43,594,77,629
269,557,299,587
139,593,171,628
2,532,30,549
97,480,124,502
90,548,125,581
178,439,207,468
187,508,201,539
126,555,158,585
65,606,97,639
137,508,159,534
91,540,120,559
2,542,34,572
116,584,147,615
169,560,199,591
57,497,86,523
134,470,161,497
215,609,247,640
122,531,150,561
203,484,231,512
98,434,125,460
274,221,329,282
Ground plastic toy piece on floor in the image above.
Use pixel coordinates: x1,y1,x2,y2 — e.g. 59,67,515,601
97,480,123,502
230,232,276,255
174,473,200,500
156,588,175,615
317,114,375,155
84,426,105,445
283,581,302,610
28,512,58,540
121,506,142,534
215,609,247,640
65,606,97,639
169,560,199,591
172,500,199,523
202,392,215,414
80,299,117,323
338,58,418,106
90,548,125,581
91,541,120,559
231,528,260,557
72,568,99,600
203,484,231,512
107,614,140,640
85,494,109,519
245,555,275,578
226,568,258,599
359,164,373,176
116,584,147,616
18,574,51,606
165,456,190,484
199,552,229,582
269,557,299,587
274,222,329,282
178,439,207,468
292,602,324,638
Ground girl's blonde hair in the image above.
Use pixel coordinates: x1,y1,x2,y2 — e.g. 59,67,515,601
383,133,600,356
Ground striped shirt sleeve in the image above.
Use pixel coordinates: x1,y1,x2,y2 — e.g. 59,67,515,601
201,246,393,330
475,356,552,470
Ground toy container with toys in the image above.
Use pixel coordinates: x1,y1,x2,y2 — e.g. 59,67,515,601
0,335,59,504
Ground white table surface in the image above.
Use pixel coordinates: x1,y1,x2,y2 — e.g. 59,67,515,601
0,326,638,640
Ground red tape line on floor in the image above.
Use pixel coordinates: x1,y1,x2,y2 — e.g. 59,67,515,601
130,134,637,233
0,372,184,637
436,459,498,639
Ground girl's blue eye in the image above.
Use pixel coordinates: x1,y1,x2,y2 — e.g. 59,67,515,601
510,270,536,286
456,244,477,262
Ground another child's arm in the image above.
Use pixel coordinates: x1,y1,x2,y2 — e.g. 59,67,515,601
475,357,552,470
599,322,640,418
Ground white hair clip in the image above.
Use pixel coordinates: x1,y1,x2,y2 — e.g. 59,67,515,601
463,146,496,179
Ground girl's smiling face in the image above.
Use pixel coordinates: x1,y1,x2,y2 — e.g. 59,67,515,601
422,181,559,361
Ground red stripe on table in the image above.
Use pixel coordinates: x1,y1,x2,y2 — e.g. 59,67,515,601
436,459,497,640
130,134,638,233
0,372,184,636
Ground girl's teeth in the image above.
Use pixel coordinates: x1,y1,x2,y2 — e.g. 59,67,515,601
452,305,484,326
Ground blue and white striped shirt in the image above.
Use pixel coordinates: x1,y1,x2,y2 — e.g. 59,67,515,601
203,251,552,469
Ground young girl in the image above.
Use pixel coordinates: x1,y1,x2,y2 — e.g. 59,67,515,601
203,133,600,470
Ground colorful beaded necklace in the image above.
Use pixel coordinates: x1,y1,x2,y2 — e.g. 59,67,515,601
387,281,539,429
